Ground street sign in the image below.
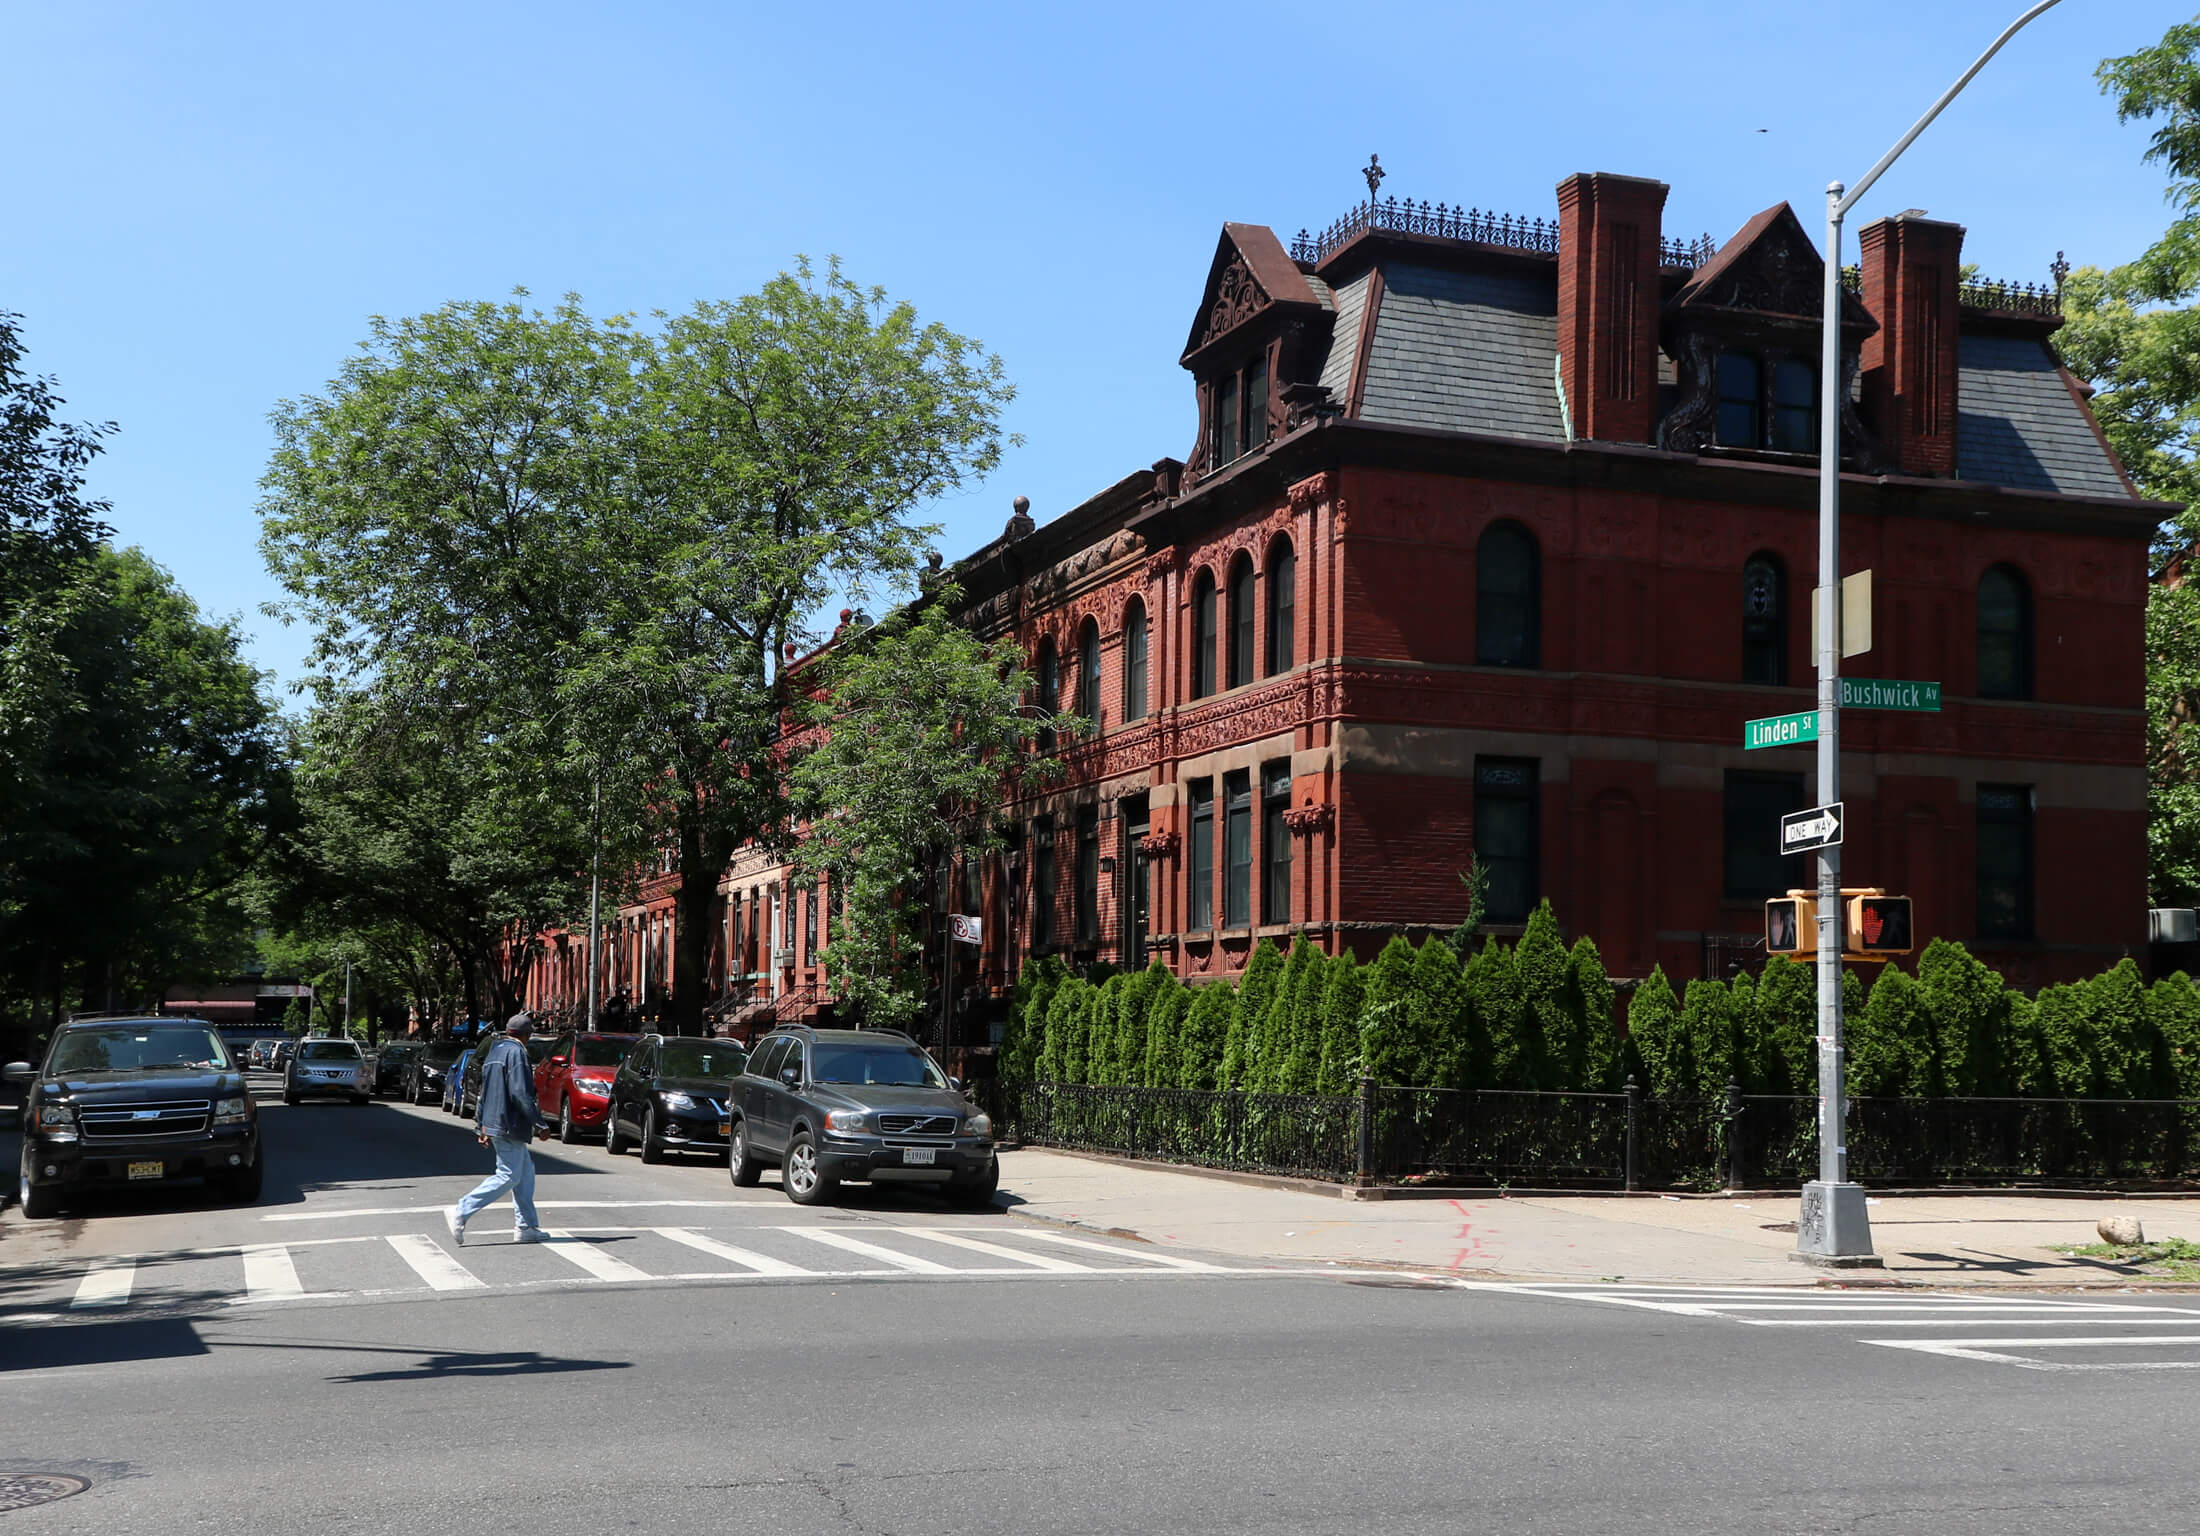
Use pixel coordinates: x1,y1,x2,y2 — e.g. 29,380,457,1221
1780,802,1845,854
1839,678,1940,711
949,914,983,945
1745,710,1819,750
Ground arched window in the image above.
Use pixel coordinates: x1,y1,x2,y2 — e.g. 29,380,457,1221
1266,537,1296,676
1192,571,1218,699
1771,358,1817,454
1075,617,1101,736
1978,564,2033,700
1716,352,1761,447
1476,522,1540,668
1227,553,1256,689
1035,638,1059,754
1122,600,1148,722
1742,553,1787,686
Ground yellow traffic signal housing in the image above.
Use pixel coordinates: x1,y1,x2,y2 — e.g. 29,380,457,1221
1847,893,1914,956
1764,895,1815,956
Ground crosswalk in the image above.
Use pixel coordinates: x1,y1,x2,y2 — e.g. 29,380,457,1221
5,1220,1301,1322
1463,1282,2200,1372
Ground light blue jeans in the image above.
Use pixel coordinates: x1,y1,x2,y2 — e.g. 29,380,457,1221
456,1135,540,1234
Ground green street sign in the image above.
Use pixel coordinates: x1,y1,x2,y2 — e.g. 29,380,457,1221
1840,678,1941,712
1745,710,1819,750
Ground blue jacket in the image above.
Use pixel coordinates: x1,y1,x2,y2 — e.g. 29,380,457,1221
475,1035,542,1141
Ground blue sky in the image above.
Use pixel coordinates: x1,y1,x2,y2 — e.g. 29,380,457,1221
7,0,2193,694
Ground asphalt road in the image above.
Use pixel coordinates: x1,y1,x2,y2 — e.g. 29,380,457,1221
5,1077,2200,1533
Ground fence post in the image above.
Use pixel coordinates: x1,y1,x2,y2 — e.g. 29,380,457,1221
1355,1075,1375,1187
1624,1075,1640,1192
1725,1078,1745,1191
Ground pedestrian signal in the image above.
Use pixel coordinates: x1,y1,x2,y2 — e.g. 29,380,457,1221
1847,894,1913,955
1764,896,1813,956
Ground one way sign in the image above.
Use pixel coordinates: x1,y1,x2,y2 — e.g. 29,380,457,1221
1780,802,1844,855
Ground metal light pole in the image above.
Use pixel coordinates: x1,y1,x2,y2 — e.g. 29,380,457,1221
586,773,602,1031
343,961,352,1039
1798,0,2064,1265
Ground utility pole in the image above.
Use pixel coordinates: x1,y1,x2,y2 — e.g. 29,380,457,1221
587,773,602,1031
343,961,352,1039
1797,0,2063,1267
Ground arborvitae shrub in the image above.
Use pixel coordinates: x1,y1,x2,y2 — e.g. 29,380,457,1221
1253,942,1317,1093
1566,936,1621,1091
1274,948,1332,1096
1854,964,1927,1096
1176,980,1236,1091
1512,902,1570,1090
1627,967,1688,1097
1314,952,1366,1095
1357,935,1421,1088
1222,940,1285,1091
1469,936,1526,1088
1751,957,1816,1094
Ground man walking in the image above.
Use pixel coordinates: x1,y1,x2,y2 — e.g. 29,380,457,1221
448,1011,549,1245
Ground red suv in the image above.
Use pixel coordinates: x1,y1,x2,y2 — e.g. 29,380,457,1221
536,1031,639,1143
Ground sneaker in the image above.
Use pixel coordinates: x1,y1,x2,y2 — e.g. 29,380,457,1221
514,1227,550,1244
446,1206,466,1245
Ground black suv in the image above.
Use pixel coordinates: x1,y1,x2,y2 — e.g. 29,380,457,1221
6,1015,263,1219
725,1027,997,1207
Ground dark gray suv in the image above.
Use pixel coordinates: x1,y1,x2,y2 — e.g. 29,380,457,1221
724,1027,997,1208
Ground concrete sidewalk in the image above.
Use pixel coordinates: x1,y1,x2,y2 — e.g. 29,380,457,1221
995,1147,2200,1287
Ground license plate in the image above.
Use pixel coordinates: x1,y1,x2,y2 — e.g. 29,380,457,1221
901,1147,936,1166
127,1160,164,1180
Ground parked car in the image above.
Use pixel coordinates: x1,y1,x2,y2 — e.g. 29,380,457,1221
441,1047,475,1114
6,1015,262,1218
724,1027,996,1207
535,1031,639,1143
407,1041,461,1106
373,1040,422,1096
458,1030,555,1117
285,1038,371,1105
604,1034,746,1164
246,1038,281,1071
271,1038,299,1072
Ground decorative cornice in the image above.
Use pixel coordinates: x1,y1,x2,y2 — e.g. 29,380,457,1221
1286,471,1333,516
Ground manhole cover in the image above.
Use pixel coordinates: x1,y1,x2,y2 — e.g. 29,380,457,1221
0,1474,88,1513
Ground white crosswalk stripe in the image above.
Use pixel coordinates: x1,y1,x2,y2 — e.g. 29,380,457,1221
386,1233,485,1291
2,1221,1320,1322
1465,1282,2200,1371
70,1259,135,1309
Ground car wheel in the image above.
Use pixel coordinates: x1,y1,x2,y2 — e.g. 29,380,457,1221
18,1153,63,1220
783,1131,835,1206
352,1094,370,1106
639,1108,664,1165
948,1161,1000,1210
604,1104,627,1156
282,1091,299,1106
729,1122,762,1187
558,1099,576,1145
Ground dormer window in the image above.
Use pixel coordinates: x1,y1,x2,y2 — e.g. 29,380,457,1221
1713,351,1820,454
1208,353,1271,469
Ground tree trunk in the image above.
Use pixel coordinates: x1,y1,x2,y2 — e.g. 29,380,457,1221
669,813,719,1039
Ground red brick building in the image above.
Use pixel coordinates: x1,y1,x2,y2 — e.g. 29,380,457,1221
525,168,2164,1035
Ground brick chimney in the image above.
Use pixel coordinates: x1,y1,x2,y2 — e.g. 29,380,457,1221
1556,172,1669,443
1858,211,1964,476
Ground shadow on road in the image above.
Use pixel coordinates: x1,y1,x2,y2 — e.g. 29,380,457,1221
214,1334,630,1384
0,1315,210,1372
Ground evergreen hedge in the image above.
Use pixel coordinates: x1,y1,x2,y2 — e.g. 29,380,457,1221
995,901,2200,1105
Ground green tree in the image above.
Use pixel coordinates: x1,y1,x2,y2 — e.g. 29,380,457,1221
1272,947,1332,1096
1037,975,1087,1082
2059,24,2200,899
1222,939,1285,1091
1407,937,1469,1091
1914,939,2011,1095
1567,937,1623,1091
1679,978,1737,1097
1313,951,1366,1096
1141,966,1189,1088
1749,957,1815,1094
2149,973,2200,1098
1176,979,1235,1091
261,271,1016,1036
1627,967,1688,1098
1853,965,1928,1096
1003,955,1067,1080
785,590,1068,1031
1357,935,1421,1088
1467,936,1525,1089
1507,902,1571,1090
1250,941,1315,1093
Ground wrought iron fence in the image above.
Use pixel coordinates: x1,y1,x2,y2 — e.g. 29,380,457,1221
1287,197,1716,269
986,1078,2200,1191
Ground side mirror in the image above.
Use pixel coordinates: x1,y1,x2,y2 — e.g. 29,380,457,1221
948,1076,963,1093
549,1056,567,1069
778,1066,801,1087
2,1062,33,1084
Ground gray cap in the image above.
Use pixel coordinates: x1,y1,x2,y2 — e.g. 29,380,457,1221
505,1010,535,1037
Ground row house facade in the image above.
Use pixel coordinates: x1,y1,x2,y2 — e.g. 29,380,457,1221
522,167,2164,1042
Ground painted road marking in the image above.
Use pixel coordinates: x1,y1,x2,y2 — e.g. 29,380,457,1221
778,1226,956,1273
538,1232,653,1283
240,1245,303,1302
652,1228,814,1276
1021,1230,1228,1270
69,1260,135,1310
385,1234,486,1291
265,1200,768,1223
1866,1336,2200,1371
888,1228,1089,1272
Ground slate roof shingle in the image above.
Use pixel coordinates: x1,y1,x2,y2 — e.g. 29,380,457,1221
1352,263,1565,442
1957,333,2129,499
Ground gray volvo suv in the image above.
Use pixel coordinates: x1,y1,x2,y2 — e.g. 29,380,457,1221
724,1027,997,1207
